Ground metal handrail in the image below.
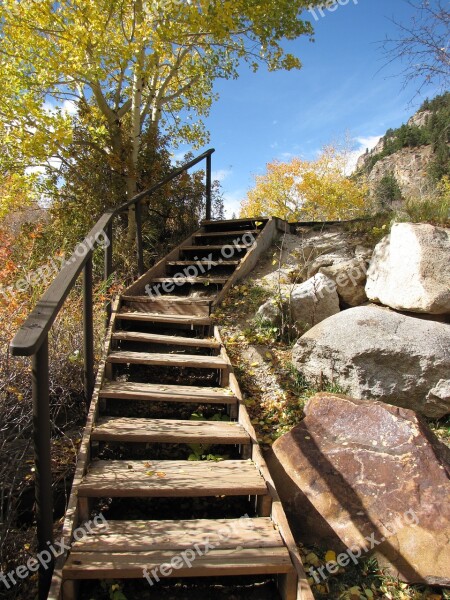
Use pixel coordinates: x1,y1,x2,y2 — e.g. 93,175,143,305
8,147,215,600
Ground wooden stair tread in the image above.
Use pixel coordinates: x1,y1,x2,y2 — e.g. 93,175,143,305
112,331,220,348
69,518,280,552
194,230,259,238
201,217,268,226
167,260,240,266
63,547,293,579
78,459,268,497
116,312,211,325
182,245,250,251
121,295,212,304
99,381,237,404
92,417,250,444
151,277,228,284
107,351,228,369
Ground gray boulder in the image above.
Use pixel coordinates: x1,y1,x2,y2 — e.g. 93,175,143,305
288,273,340,329
292,304,450,417
366,223,450,314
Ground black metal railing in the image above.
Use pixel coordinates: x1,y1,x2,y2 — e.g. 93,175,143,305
9,147,215,599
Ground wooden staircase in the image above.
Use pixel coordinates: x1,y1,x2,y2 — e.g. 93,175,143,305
49,217,313,600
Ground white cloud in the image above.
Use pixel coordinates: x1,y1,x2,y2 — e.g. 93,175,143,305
222,188,246,219
25,156,62,176
62,100,77,115
346,134,383,175
212,168,231,183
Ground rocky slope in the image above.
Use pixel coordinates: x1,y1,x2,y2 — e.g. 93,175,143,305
355,93,449,203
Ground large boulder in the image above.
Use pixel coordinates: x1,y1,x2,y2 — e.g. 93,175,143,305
292,304,450,417
289,273,340,328
268,393,450,585
366,223,450,315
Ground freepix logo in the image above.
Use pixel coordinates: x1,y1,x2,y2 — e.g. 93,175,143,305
0,513,108,590
308,0,359,22
145,232,256,299
143,515,255,587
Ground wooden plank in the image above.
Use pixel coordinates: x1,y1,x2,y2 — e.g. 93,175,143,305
107,351,227,369
182,245,249,251
78,459,268,497
167,260,240,267
116,311,211,325
71,518,279,552
120,300,211,316
112,331,220,348
201,217,268,229
99,381,237,404
150,277,228,284
92,417,250,444
194,229,260,238
122,295,212,304
63,547,293,580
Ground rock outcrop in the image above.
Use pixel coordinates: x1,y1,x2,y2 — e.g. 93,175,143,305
268,393,450,585
320,257,369,307
257,228,373,315
292,304,450,417
354,105,435,199
366,223,450,315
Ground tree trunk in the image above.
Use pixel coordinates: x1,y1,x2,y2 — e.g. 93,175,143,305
125,0,144,248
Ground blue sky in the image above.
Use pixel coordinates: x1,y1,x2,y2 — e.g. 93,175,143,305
177,0,441,217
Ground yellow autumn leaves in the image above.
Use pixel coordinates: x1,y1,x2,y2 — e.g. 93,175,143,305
240,143,368,221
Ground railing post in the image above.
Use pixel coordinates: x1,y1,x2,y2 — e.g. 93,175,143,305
83,256,94,405
205,153,212,221
135,200,145,276
104,220,113,321
32,337,54,600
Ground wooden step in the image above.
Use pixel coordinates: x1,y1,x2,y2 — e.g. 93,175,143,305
99,381,237,405
194,230,259,238
112,331,220,348
201,218,268,231
120,299,211,317
116,311,211,325
167,260,240,267
182,245,250,252
121,295,212,304
107,351,228,369
64,549,292,580
150,277,228,284
78,459,268,497
68,517,281,551
92,417,250,444
63,518,292,580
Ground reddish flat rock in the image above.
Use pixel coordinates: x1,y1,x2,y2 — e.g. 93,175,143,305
268,393,450,585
